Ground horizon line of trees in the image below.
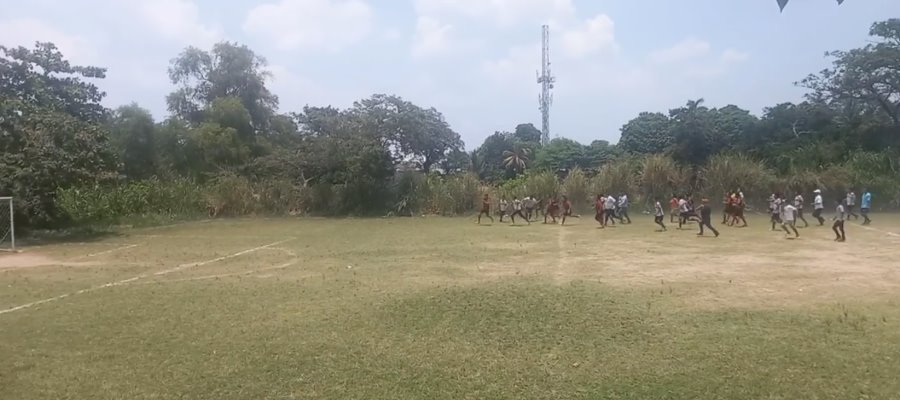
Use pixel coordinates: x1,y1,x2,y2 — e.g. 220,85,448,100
2,19,899,228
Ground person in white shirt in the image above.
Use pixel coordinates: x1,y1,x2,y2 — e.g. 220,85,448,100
523,196,537,221
677,196,693,229
845,191,859,220
509,197,530,225
781,203,799,238
498,199,509,222
617,193,632,224
603,194,618,226
812,190,825,226
832,199,846,242
769,193,784,231
793,193,808,228
653,198,667,232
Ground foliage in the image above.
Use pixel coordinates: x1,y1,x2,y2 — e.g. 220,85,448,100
699,153,775,202
639,154,688,205
618,112,673,154
0,42,116,226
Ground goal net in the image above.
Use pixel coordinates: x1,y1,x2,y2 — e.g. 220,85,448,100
0,197,14,252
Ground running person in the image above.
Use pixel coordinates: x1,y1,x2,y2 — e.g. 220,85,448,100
594,195,606,227
832,199,846,242
845,190,859,220
544,197,559,224
603,194,618,226
781,202,799,238
677,196,691,229
617,193,632,224
654,198,667,231
769,194,784,231
524,196,537,221
498,198,509,222
669,195,680,223
696,198,720,237
560,195,576,225
813,189,825,225
860,189,872,225
509,197,530,225
794,193,808,228
477,194,494,224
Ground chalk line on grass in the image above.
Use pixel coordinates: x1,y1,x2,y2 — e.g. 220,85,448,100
132,260,297,285
84,244,139,258
857,224,900,238
0,238,296,316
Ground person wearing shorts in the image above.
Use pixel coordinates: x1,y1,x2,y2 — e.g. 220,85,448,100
594,195,606,228
669,195,680,223
477,194,494,224
654,198,667,231
781,203,799,238
510,197,530,225
793,193,808,228
845,191,859,220
813,190,825,225
832,200,846,242
498,199,509,222
697,199,720,237
860,189,872,225
603,194,618,226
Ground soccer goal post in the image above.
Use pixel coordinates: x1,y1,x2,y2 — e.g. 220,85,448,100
0,197,14,252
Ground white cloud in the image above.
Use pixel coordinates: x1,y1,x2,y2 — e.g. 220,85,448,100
649,37,711,64
561,14,617,58
0,18,99,64
243,0,373,51
138,0,221,46
413,0,575,26
412,17,456,58
482,43,541,85
721,48,750,64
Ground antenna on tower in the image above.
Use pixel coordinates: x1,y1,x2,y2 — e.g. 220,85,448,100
537,24,555,146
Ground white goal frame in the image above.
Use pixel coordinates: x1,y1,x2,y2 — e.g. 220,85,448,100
0,197,13,252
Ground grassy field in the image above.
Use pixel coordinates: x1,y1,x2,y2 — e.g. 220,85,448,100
2,213,900,399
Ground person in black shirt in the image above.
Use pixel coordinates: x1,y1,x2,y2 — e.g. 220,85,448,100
697,198,720,237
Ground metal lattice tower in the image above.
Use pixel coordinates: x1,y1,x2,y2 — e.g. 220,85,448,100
537,25,555,146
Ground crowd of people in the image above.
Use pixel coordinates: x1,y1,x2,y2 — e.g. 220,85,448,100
477,188,875,242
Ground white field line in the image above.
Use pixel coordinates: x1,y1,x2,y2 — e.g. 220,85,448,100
83,244,139,258
152,239,294,276
857,224,900,238
0,238,295,316
131,260,297,286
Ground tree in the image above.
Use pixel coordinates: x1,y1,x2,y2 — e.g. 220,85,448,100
532,138,589,172
514,123,542,144
108,104,158,179
502,146,531,174
669,99,714,166
167,42,278,133
618,112,673,154
800,19,900,128
352,94,463,173
473,132,518,181
0,42,116,225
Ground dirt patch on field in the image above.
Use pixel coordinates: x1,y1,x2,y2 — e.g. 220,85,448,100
0,252,98,269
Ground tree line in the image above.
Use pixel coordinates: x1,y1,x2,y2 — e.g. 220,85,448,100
1,19,898,228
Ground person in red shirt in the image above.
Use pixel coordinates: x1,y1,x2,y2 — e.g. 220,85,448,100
560,195,575,225
544,197,559,224
594,194,605,228
477,193,494,224
669,195,680,223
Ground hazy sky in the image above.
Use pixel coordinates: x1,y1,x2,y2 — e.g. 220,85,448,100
1,0,896,148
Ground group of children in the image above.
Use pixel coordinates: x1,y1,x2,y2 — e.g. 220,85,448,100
478,188,874,243
765,189,873,242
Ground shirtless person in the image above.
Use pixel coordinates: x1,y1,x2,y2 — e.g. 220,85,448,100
477,193,494,224
544,197,559,224
594,195,606,228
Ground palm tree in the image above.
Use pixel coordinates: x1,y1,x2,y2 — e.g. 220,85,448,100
502,147,531,174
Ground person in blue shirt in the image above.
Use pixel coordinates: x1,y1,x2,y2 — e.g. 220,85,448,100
860,189,873,225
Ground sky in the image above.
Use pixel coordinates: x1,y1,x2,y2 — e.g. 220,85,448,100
1,0,897,149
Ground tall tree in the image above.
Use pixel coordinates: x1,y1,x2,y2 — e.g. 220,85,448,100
669,99,714,166
352,94,463,173
533,138,590,172
0,42,116,225
618,112,674,154
502,146,531,174
514,123,542,144
800,19,900,128
167,42,278,133
108,104,158,179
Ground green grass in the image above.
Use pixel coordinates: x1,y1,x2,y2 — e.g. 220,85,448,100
2,215,900,399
